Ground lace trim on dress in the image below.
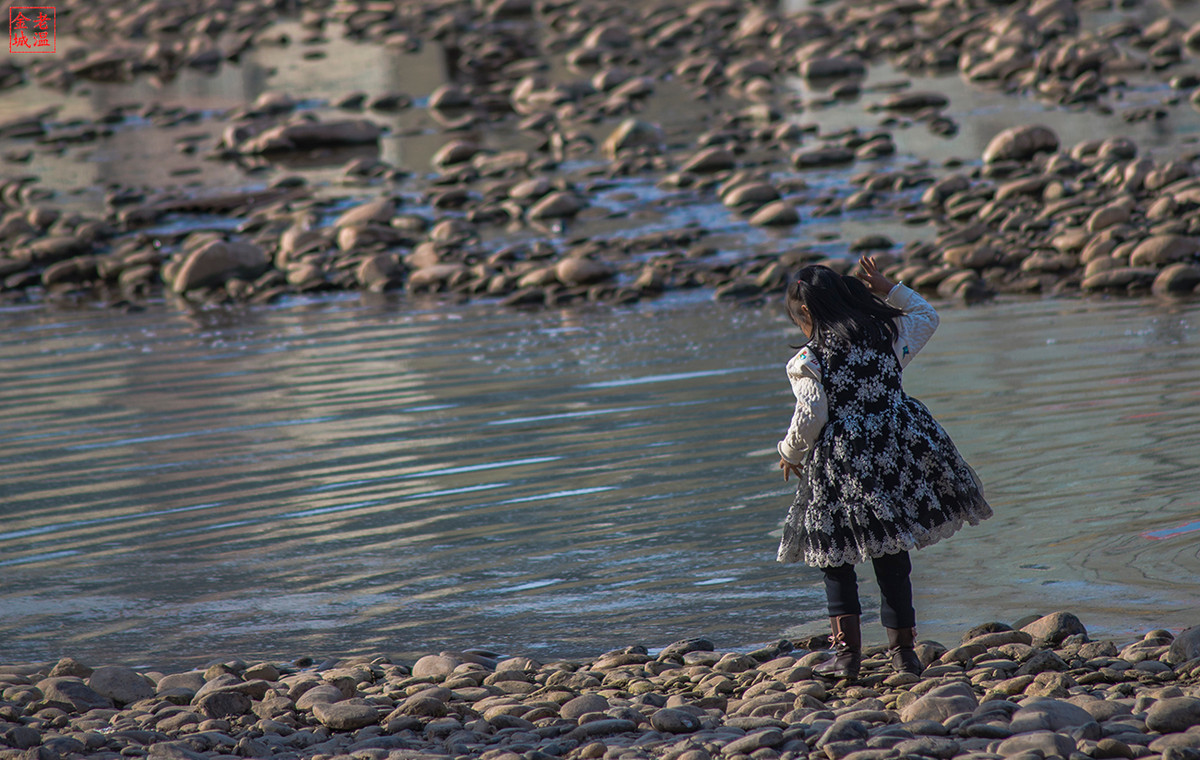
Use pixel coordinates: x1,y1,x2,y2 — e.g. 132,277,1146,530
776,492,993,566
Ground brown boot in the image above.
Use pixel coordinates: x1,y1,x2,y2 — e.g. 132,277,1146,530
886,626,923,676
814,614,862,681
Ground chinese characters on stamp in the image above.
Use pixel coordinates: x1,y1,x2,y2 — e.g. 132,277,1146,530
9,6,56,53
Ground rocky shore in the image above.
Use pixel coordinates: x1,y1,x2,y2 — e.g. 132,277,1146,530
3,613,1199,760
5,0,1200,311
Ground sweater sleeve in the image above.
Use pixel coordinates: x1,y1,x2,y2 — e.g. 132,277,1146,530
777,347,829,465
886,283,939,369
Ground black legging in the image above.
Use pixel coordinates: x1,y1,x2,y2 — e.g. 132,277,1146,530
821,550,915,629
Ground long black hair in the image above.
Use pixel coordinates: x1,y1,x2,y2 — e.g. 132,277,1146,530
786,265,906,348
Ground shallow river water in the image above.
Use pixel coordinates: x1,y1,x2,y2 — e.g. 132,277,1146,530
1,291,1198,670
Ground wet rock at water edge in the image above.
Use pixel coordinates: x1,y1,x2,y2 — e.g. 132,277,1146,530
983,125,1060,164
749,200,800,226
169,241,270,294
234,119,384,154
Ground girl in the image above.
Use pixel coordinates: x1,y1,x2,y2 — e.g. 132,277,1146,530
775,256,992,680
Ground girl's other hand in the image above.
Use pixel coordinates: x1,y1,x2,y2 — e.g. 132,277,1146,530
779,457,803,481
857,255,895,296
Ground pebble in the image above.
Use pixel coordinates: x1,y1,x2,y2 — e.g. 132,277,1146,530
2,613,1197,760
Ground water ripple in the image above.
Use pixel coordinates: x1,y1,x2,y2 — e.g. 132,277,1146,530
1,295,1198,668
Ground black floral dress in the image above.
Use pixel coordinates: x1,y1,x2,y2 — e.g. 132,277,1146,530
777,334,992,568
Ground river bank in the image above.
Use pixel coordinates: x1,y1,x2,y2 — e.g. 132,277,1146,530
4,0,1200,312
1,613,1198,760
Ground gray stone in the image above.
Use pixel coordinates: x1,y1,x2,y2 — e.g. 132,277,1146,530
312,700,380,730
714,653,758,673
148,741,210,760
792,146,855,169
749,200,799,226
1020,612,1088,648
1010,697,1098,733
238,119,382,153
356,253,403,292
1,725,42,749
47,657,92,679
962,631,1034,648
1129,235,1200,267
157,672,205,694
817,719,870,748
1094,737,1135,759
35,677,113,712
602,119,663,158
893,737,960,759
995,730,1076,758
407,263,466,291
1166,626,1200,665
397,695,446,718
876,91,949,112
724,728,784,754
1150,733,1200,752
494,655,539,672
1014,650,1070,677
490,713,535,731
335,198,395,229
799,56,866,80
566,718,637,741
428,84,471,110
431,139,482,167
296,683,346,710
556,257,612,286
1153,264,1200,295
16,236,92,265
650,707,701,734
195,689,252,718
1081,267,1160,291
899,682,978,723
528,191,583,220
191,673,242,702
88,665,155,706
1146,697,1200,733
172,240,269,293
983,125,1059,164
723,181,781,211
681,147,735,174
562,694,610,721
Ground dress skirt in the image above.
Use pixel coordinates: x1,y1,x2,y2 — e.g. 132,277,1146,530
776,337,993,568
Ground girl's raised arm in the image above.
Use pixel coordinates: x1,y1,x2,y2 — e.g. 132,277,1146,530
885,284,939,368
857,256,939,369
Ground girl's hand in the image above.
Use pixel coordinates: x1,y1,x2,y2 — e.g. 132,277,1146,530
857,255,895,297
779,457,803,481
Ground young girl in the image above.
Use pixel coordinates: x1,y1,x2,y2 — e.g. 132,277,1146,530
775,256,992,680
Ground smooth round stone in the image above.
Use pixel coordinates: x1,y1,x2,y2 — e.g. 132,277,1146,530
982,125,1059,163
650,707,702,734
87,666,155,706
1019,612,1088,648
313,700,379,730
294,684,345,710
749,200,799,226
195,690,252,719
1146,696,1200,733
996,730,1077,758
35,678,112,712
562,693,610,721
898,682,977,723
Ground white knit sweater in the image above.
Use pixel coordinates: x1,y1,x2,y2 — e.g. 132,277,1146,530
777,283,940,465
